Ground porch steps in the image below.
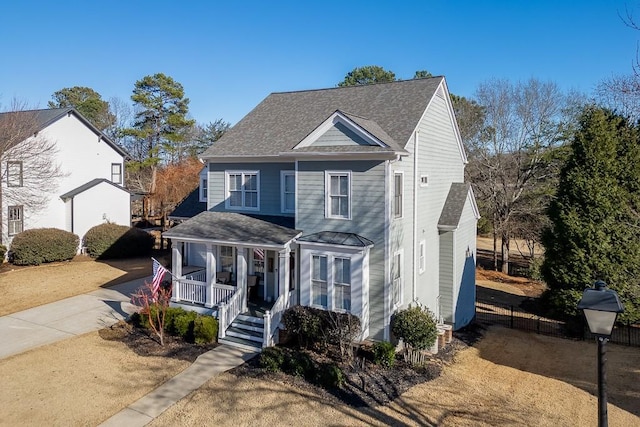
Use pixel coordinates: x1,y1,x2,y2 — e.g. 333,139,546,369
220,312,265,351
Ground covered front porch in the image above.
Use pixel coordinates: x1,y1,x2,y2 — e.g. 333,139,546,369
163,212,302,348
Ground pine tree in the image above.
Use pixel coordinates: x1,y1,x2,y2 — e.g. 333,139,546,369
541,106,640,322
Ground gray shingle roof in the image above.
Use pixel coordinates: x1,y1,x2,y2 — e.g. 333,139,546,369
201,77,443,158
168,188,207,219
0,107,128,158
163,212,301,248
296,231,374,248
438,183,472,229
60,178,130,200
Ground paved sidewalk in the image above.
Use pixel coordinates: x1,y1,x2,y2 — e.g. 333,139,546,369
99,345,257,426
0,276,146,359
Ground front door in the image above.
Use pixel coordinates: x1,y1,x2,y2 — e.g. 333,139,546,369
265,250,278,302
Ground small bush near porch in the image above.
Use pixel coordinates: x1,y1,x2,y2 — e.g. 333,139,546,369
130,306,218,345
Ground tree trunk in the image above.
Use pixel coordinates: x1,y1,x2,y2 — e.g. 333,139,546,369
492,214,498,271
501,232,510,274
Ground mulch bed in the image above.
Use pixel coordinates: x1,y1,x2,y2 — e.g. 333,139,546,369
229,324,484,408
98,321,216,362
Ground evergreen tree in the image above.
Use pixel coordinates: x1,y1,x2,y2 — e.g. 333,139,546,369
48,86,114,131
541,106,640,323
338,65,396,87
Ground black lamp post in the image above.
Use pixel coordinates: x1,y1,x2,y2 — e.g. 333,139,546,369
577,280,625,427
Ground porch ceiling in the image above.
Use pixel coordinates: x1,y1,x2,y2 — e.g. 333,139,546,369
163,211,301,247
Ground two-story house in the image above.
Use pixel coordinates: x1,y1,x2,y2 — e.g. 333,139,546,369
164,77,479,350
0,108,130,249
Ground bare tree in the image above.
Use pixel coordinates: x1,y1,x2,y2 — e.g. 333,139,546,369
468,79,568,273
0,100,63,245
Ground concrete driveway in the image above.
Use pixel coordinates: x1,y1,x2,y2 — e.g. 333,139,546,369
0,277,147,359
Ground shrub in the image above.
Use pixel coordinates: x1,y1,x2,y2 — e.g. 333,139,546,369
539,288,583,321
284,350,314,379
317,363,345,389
193,316,218,344
372,341,396,368
0,244,6,260
260,347,286,372
391,305,438,350
9,228,79,265
282,306,322,348
83,223,154,259
171,310,198,340
164,307,187,332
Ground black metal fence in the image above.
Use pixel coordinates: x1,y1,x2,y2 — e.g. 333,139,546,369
476,299,640,347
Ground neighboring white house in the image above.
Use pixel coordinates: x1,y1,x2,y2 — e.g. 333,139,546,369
0,108,130,248
165,77,479,351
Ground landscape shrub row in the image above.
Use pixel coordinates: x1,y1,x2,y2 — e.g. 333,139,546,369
83,223,154,259
259,346,345,389
131,306,218,344
9,228,78,265
282,305,361,350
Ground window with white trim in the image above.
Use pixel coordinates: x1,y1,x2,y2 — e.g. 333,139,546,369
418,240,426,274
326,171,351,219
393,172,403,218
220,246,234,273
334,257,351,311
226,171,259,210
111,163,122,184
311,255,328,308
281,171,295,213
8,205,23,235
200,178,208,201
391,251,402,309
7,161,23,187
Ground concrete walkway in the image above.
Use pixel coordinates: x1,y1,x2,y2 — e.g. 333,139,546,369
99,345,257,426
0,277,145,359
0,275,258,426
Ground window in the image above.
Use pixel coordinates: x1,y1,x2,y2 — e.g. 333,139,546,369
393,172,403,218
311,255,328,308
111,163,122,184
220,246,234,273
418,240,426,274
226,171,259,210
334,257,351,311
8,206,23,235
420,174,429,187
7,161,23,187
326,171,351,219
252,248,265,280
391,251,402,308
201,179,208,201
281,171,295,213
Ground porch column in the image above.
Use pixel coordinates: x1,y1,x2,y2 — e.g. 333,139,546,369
205,243,216,308
236,246,248,312
278,246,290,300
171,241,183,302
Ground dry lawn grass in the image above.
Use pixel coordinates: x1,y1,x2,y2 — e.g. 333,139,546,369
150,327,640,427
0,331,190,426
0,254,168,316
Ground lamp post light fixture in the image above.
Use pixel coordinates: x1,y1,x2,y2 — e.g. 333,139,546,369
577,280,625,427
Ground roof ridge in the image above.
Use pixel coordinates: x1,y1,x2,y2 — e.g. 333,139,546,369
0,106,72,115
271,76,444,95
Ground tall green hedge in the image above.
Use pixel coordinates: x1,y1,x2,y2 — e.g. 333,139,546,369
83,223,154,259
10,228,79,266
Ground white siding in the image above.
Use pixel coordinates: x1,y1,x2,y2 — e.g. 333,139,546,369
73,182,130,244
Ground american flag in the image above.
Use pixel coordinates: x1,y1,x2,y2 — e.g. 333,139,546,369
151,258,169,295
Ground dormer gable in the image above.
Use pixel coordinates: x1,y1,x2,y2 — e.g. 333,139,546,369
294,110,390,150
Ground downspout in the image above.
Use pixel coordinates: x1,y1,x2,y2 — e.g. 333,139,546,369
413,130,419,302
70,197,74,234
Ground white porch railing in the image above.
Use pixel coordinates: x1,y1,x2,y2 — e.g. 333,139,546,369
176,279,207,305
210,283,236,306
184,269,206,282
218,287,244,339
263,290,292,347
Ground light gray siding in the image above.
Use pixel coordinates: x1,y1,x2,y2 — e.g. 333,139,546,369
312,122,371,147
207,162,295,216
297,160,387,339
414,90,466,314
453,197,477,329
438,230,455,323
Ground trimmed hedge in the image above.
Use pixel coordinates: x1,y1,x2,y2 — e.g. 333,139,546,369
391,305,438,350
0,244,6,260
83,223,154,259
282,305,360,349
132,306,218,344
194,316,218,344
9,228,79,266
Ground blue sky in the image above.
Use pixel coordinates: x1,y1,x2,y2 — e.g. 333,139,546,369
1,1,638,125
